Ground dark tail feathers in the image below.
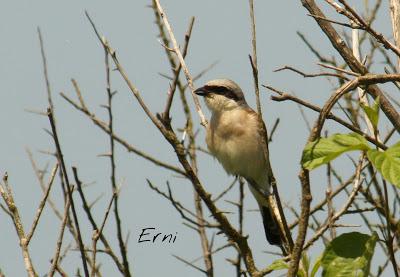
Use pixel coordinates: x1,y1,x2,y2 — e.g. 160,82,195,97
260,205,282,245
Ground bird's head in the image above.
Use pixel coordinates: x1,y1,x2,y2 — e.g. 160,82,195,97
194,79,247,113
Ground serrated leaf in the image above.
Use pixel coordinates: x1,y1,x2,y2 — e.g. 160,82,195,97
367,141,400,188
301,133,371,170
321,232,378,277
266,259,288,271
360,96,380,129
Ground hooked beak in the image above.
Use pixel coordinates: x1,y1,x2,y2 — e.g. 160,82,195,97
194,86,209,97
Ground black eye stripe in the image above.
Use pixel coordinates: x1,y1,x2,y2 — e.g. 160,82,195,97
212,86,228,93
225,91,239,101
204,85,239,100
204,85,228,94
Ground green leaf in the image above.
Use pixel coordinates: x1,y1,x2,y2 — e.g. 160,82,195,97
297,268,307,277
301,133,371,170
321,232,378,277
367,141,400,188
360,96,380,129
301,253,310,274
266,259,288,271
311,255,322,277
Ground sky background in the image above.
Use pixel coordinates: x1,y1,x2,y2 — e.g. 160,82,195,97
0,1,398,276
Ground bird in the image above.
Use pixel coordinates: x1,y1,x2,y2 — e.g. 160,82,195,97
194,78,282,245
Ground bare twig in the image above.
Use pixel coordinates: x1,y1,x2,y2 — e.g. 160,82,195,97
297,31,335,64
268,118,280,143
61,89,185,176
275,65,350,80
152,1,207,126
381,178,399,277
47,108,89,277
249,0,293,255
263,84,387,150
301,0,400,134
303,155,365,250
72,167,125,274
102,40,131,277
26,148,64,220
26,163,58,244
248,0,261,116
91,192,116,277
146,180,217,229
0,174,38,277
352,26,376,137
389,0,400,70
307,13,357,29
172,254,207,274
289,173,355,229
337,0,400,57
317,62,360,77
85,8,274,277
212,178,237,202
161,16,195,123
289,77,359,276
48,196,71,277
37,27,54,110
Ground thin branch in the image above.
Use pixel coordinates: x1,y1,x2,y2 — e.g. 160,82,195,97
389,0,400,70
263,84,387,150
381,178,399,276
152,1,207,126
248,0,261,116
47,108,89,277
146,180,217,228
91,192,116,277
248,0,293,255
337,0,400,57
274,65,350,80
307,13,358,29
72,167,125,274
102,40,131,277
297,31,335,64
37,27,54,110
60,90,185,176
48,196,71,277
301,0,400,134
289,173,355,229
236,178,245,277
161,16,195,123
172,254,207,274
212,178,237,202
317,62,360,77
86,8,261,276
85,11,166,132
0,174,38,277
303,155,365,250
26,148,64,220
268,118,280,143
288,77,360,276
26,163,59,244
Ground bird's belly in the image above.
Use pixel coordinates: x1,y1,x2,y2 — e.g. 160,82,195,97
206,131,265,181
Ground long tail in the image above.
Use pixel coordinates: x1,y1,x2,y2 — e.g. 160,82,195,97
260,204,282,245
246,178,282,245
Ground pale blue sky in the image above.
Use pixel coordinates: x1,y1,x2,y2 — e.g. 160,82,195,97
0,1,397,276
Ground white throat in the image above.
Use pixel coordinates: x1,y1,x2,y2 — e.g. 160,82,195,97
205,94,242,114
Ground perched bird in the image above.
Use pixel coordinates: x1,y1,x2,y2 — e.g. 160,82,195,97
195,78,281,245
